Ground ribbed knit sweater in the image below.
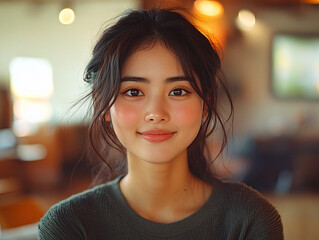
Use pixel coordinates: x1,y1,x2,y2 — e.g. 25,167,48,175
38,176,283,239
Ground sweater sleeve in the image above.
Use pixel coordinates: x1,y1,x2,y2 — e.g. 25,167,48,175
240,186,284,240
38,200,86,240
245,199,284,240
224,181,284,240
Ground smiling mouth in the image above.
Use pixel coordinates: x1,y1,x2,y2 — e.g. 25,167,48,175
138,130,176,143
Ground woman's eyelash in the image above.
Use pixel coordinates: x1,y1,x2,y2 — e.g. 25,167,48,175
123,88,143,97
169,88,191,96
122,87,191,97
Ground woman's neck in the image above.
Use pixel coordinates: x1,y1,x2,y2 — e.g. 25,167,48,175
119,151,212,223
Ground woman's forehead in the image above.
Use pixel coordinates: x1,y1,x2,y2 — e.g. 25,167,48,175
120,40,203,92
121,42,184,77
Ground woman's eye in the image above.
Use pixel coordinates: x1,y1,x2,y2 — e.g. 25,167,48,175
124,89,143,97
169,89,190,96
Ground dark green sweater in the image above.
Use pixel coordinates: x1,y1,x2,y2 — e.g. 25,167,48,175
38,176,283,239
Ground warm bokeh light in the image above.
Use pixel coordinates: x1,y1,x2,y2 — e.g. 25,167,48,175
59,8,75,25
12,120,33,137
9,57,54,133
236,9,256,31
17,144,47,161
10,57,53,99
194,0,224,17
13,99,53,123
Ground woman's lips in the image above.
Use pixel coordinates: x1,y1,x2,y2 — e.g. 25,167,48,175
138,130,176,143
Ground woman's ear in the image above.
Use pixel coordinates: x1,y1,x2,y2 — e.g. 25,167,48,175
202,111,208,120
202,105,208,120
104,111,111,122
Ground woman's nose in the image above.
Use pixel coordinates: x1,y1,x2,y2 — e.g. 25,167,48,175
144,98,169,123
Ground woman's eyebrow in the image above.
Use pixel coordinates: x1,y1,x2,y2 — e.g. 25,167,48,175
166,76,189,83
120,76,188,83
120,76,147,83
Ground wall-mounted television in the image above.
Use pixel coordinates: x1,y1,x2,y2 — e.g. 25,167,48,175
271,33,319,100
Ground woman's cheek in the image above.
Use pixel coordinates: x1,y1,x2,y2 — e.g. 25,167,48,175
173,102,203,126
110,101,141,127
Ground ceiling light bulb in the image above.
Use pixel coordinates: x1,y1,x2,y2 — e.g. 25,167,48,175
59,8,75,25
194,0,224,17
236,9,256,31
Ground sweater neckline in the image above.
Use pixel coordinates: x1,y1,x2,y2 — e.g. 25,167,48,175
105,175,224,237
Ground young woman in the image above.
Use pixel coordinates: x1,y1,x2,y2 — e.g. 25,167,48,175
38,8,283,239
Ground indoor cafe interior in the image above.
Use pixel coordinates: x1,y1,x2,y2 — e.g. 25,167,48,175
0,0,319,239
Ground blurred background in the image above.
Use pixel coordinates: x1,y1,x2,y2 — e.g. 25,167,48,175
0,0,319,239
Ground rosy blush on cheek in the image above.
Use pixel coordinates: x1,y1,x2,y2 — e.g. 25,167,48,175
110,102,140,127
173,103,203,125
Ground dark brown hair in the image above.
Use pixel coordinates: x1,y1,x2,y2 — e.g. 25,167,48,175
83,8,233,184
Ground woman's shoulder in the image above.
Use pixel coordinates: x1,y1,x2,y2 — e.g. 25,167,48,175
212,178,283,238
50,182,110,210
45,177,120,215
211,178,283,221
215,178,275,207
208,178,283,239
38,179,119,239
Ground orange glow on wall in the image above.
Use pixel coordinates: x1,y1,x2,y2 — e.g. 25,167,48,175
303,0,319,4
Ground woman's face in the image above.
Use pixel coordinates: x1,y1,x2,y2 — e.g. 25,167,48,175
109,42,204,164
